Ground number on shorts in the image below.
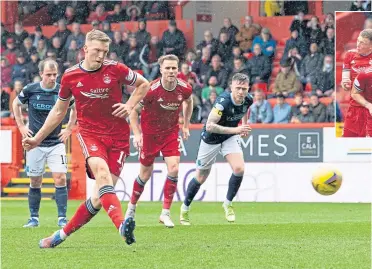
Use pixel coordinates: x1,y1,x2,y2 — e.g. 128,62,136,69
117,151,126,165
61,155,67,164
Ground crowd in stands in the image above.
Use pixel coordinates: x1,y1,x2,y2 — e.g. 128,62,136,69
1,3,339,124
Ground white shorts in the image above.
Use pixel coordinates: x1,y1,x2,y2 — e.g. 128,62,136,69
196,135,243,170
26,143,67,177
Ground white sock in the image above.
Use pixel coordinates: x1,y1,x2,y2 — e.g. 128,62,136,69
161,209,170,215
59,229,67,240
224,199,232,206
31,217,39,221
128,202,136,210
58,217,66,220
181,203,189,211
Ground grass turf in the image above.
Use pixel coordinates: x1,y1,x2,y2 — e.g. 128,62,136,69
1,201,370,269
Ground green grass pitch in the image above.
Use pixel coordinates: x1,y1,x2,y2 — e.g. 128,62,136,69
1,201,370,269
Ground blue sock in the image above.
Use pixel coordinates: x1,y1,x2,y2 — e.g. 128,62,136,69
183,178,201,206
28,187,41,218
226,174,243,202
55,186,68,218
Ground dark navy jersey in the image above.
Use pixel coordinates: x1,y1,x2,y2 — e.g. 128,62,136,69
18,82,70,147
201,91,253,144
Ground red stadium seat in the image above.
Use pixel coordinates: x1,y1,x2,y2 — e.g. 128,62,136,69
305,83,312,92
272,66,281,77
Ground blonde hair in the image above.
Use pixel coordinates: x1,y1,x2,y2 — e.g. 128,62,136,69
85,29,111,44
158,54,179,66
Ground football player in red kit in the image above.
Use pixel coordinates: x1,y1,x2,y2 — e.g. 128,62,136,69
23,30,150,247
351,68,372,137
126,54,193,228
342,29,372,137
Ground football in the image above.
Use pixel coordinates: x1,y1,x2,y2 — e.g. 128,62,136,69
311,168,343,196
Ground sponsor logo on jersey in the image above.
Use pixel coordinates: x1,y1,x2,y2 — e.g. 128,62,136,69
36,95,40,100
226,113,245,121
160,103,181,111
76,81,83,87
81,88,110,99
103,74,111,84
32,103,53,110
351,60,355,64
177,94,183,101
352,66,371,74
90,144,98,151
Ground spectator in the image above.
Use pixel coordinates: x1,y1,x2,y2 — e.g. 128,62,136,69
106,3,127,23
220,18,239,45
350,0,370,11
140,36,162,81
235,16,260,52
135,19,151,49
12,52,27,83
187,76,203,103
227,57,249,84
290,92,304,119
160,20,186,58
177,62,201,86
364,17,372,30
271,59,301,98
68,1,89,24
126,5,141,21
102,21,114,40
312,55,334,97
289,11,309,39
185,50,197,69
264,0,283,17
20,37,36,63
11,22,29,49
201,90,218,123
192,46,211,83
51,36,67,63
87,4,108,23
91,20,100,31
319,27,334,55
30,26,46,48
246,43,271,84
1,57,12,87
9,79,24,115
124,36,141,70
320,13,335,37
248,90,273,123
326,91,336,123
65,39,79,68
273,93,292,123
109,51,123,63
48,0,68,24
26,51,40,83
300,42,323,86
306,16,322,45
1,87,10,112
64,23,85,50
225,46,243,72
52,19,71,48
196,30,219,57
217,30,233,62
283,29,308,59
309,94,326,122
285,46,302,77
45,50,64,80
292,102,315,123
251,27,276,61
201,76,224,103
3,38,18,65
204,55,229,89
36,39,48,60
64,5,76,25
1,23,11,47
111,31,129,60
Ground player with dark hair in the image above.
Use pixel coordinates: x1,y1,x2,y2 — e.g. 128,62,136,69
13,58,76,228
23,30,150,247
180,73,253,225
125,54,193,228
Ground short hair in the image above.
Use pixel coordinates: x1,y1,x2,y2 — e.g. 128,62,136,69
360,29,372,42
86,29,112,44
158,54,179,65
231,73,249,84
38,58,58,73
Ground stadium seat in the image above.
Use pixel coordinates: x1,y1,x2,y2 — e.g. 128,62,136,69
251,82,268,93
305,83,312,92
272,66,281,77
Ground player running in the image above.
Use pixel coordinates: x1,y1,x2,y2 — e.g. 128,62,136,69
125,54,193,228
350,68,372,137
342,29,372,137
179,73,253,225
22,30,150,247
13,59,76,228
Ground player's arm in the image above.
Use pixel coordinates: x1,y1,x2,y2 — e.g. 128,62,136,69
12,97,33,138
206,107,249,135
129,103,143,151
182,95,193,128
341,53,352,91
58,103,77,143
126,73,150,109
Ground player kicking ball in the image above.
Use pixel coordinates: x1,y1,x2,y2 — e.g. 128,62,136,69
23,30,150,247
13,59,76,228
126,54,193,228
180,73,253,225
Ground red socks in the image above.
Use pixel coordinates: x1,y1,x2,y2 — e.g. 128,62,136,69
163,176,178,210
99,185,124,229
130,176,145,205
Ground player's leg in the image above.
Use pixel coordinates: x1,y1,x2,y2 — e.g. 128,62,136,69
24,147,46,228
343,106,363,137
221,135,245,222
46,143,68,227
180,141,220,225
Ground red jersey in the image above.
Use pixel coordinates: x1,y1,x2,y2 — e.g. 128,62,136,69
58,60,138,138
140,78,192,135
343,49,372,107
354,68,372,103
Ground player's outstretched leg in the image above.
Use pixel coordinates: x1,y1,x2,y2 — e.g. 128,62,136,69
53,173,68,227
180,178,201,225
39,198,100,248
160,175,178,228
24,177,42,228
125,176,146,220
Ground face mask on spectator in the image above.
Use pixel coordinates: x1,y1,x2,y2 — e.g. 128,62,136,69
325,63,332,70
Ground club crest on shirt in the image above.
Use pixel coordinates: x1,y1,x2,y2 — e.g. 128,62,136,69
103,74,111,84
177,94,183,101
90,144,98,151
